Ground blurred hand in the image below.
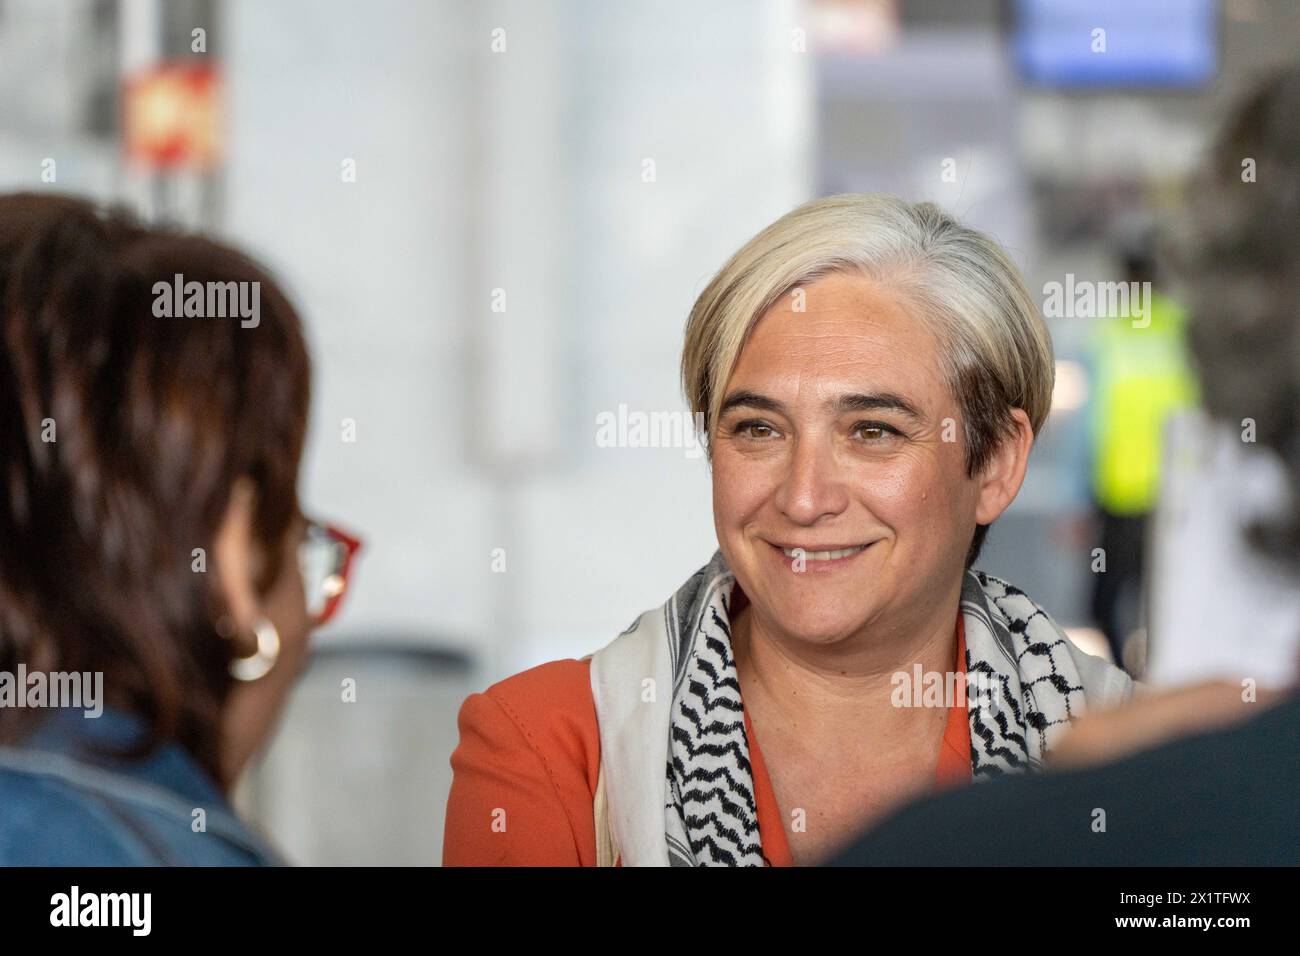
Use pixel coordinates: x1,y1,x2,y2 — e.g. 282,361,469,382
1047,679,1287,771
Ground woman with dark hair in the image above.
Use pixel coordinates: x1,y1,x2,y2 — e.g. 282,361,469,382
0,194,361,865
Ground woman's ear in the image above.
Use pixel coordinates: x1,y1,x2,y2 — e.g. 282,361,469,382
213,477,262,641
974,408,1034,526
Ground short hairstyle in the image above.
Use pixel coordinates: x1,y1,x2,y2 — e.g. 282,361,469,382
1162,68,1300,574
0,194,312,783
681,193,1054,566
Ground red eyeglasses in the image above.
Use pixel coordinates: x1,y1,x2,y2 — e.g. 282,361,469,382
299,520,363,626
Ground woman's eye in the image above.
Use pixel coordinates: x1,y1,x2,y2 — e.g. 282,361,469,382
853,422,897,442
734,420,777,439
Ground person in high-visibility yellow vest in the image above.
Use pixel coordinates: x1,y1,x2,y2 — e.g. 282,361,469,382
1086,252,1200,672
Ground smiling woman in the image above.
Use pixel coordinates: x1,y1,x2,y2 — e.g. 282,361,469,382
685,194,1056,570
443,193,1133,868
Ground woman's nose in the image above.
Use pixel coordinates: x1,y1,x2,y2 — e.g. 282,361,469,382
771,433,850,525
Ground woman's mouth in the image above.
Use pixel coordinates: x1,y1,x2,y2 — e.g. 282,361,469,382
779,544,868,561
767,540,873,570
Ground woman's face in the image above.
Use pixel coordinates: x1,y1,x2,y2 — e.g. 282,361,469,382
711,272,1013,649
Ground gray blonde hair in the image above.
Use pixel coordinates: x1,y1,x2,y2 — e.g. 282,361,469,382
682,193,1054,477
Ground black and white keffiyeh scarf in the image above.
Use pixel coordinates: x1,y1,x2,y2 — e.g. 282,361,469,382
624,550,1125,866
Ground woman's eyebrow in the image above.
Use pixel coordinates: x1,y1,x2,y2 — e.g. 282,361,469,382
719,390,786,416
835,392,925,421
720,390,924,421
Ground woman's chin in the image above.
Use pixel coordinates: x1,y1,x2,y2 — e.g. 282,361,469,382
763,599,878,647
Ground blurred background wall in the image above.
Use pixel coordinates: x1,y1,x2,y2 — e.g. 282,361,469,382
2,0,1297,863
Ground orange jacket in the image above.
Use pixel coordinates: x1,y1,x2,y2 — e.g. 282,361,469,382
444,618,971,866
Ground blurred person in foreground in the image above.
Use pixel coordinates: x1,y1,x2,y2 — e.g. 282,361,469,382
445,194,1131,867
830,69,1300,867
0,194,361,865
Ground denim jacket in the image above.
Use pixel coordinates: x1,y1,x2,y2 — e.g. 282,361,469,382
0,707,282,866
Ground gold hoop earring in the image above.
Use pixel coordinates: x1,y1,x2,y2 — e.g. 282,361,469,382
229,616,280,682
